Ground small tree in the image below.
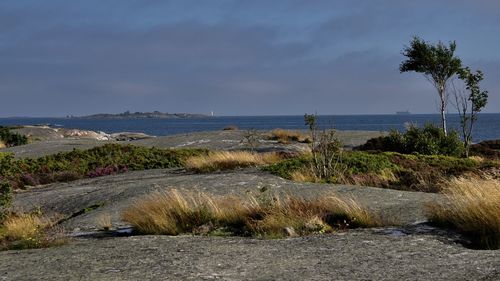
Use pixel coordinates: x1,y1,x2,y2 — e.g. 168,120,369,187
304,114,343,180
453,67,488,157
242,128,260,151
400,37,462,136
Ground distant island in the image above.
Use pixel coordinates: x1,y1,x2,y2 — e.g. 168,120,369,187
68,111,209,119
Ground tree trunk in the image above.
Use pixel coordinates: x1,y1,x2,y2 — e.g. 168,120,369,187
439,87,448,136
441,105,447,136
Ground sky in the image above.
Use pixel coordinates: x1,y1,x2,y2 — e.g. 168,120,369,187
0,0,499,117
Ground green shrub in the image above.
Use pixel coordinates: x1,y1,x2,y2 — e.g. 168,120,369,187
0,127,28,147
355,124,464,157
342,151,397,174
418,155,478,173
355,130,403,152
263,157,310,179
0,181,12,222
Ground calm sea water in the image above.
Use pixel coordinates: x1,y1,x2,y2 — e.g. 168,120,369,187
0,114,499,142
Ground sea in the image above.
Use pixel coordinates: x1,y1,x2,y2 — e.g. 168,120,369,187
1,114,499,142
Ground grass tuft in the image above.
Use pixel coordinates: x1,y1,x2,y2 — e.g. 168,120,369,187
185,151,282,173
427,178,500,249
290,168,318,183
0,213,67,250
122,189,382,238
96,213,112,231
268,129,310,144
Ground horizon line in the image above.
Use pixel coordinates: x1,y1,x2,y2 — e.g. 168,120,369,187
1,112,500,119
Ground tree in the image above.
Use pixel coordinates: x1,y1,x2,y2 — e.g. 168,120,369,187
400,36,462,136
452,67,488,157
304,114,343,180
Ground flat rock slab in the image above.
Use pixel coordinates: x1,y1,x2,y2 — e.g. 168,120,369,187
2,130,384,159
5,169,499,280
0,232,498,281
1,139,116,159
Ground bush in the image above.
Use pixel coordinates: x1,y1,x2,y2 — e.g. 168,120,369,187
263,157,310,179
342,151,396,174
303,114,344,180
355,130,403,152
0,127,28,147
0,181,12,221
355,124,464,157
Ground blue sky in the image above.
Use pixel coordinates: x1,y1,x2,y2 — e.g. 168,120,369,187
0,0,498,116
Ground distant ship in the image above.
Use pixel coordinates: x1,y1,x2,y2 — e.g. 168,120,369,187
396,110,411,115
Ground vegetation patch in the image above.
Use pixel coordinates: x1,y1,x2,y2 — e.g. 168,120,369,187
355,124,464,157
0,144,207,190
0,181,12,221
267,129,310,144
185,151,282,173
470,139,500,160
427,178,500,250
264,151,496,192
0,212,67,251
0,126,28,148
122,189,382,238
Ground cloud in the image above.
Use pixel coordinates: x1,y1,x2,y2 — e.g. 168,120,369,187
0,0,498,116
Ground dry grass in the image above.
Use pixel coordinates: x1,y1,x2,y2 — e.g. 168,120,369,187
290,168,319,183
185,151,282,172
0,213,67,250
468,155,485,163
249,194,381,238
122,189,382,238
0,141,5,149
268,129,310,144
122,189,252,235
96,213,112,231
427,178,500,249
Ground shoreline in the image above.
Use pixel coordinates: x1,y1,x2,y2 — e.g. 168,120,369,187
0,126,385,159
1,114,499,142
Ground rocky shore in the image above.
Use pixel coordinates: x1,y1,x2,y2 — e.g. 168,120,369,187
12,125,154,142
2,126,383,159
0,127,498,281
